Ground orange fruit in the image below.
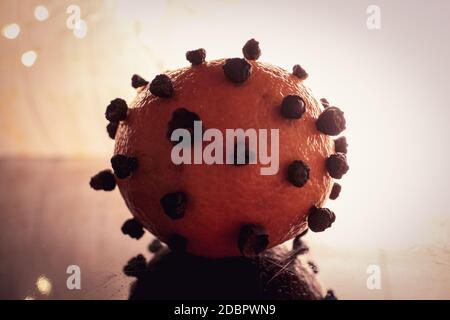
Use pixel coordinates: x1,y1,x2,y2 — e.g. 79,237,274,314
89,42,350,257
111,54,340,258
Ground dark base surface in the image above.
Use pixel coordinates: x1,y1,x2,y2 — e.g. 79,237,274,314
127,246,325,300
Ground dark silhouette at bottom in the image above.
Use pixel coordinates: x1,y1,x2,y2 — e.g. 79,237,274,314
124,240,337,300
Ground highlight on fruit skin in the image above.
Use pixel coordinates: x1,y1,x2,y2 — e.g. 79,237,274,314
90,39,349,258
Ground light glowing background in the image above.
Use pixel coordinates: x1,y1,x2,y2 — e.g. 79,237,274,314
0,0,449,299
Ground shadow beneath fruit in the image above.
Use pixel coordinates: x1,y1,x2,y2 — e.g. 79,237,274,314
123,240,337,300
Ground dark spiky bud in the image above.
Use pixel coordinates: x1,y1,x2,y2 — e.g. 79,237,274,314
123,254,147,278
89,170,116,191
186,48,206,65
111,154,138,179
242,39,261,60
105,98,128,122
121,218,145,240
223,58,252,83
149,74,174,98
308,207,336,232
131,74,149,89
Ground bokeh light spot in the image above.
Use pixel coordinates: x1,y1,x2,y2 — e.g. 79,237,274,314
36,275,52,295
21,51,38,67
73,20,88,39
34,5,49,21
3,23,20,39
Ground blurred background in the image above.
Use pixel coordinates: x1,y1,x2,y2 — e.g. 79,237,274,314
0,0,449,299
